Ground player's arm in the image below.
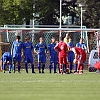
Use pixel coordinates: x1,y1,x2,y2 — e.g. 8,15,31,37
21,43,24,57
72,48,77,63
83,43,87,52
47,45,50,54
34,44,39,54
76,43,78,47
11,42,14,56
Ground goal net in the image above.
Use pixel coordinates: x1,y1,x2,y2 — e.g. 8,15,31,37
0,27,99,72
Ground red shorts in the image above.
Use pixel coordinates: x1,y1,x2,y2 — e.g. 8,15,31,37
59,55,67,64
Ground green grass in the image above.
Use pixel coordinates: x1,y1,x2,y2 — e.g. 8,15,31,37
0,70,100,100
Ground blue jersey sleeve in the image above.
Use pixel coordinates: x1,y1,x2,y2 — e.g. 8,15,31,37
48,44,51,51
76,43,79,47
12,41,15,49
35,43,39,50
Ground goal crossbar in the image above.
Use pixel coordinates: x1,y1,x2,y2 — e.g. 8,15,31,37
0,27,100,31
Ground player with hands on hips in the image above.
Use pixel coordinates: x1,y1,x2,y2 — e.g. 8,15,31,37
48,37,58,74
67,38,74,73
23,36,35,74
11,36,23,73
34,37,47,73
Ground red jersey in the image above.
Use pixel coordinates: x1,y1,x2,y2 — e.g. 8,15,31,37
55,41,68,57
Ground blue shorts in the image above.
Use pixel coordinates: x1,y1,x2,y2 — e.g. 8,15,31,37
38,54,46,63
13,54,22,62
68,51,74,63
50,54,58,64
24,55,34,63
2,56,12,63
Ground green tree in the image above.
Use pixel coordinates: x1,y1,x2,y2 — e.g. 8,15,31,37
77,0,100,28
35,0,77,25
0,0,34,25
84,0,100,28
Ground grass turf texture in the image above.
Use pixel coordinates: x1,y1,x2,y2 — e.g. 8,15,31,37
0,70,100,100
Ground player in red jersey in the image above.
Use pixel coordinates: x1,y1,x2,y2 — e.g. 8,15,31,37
71,47,86,74
54,36,69,74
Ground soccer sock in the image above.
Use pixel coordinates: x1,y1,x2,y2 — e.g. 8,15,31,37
13,62,16,73
60,64,63,73
66,64,69,73
42,64,45,71
77,63,81,72
74,64,77,72
8,64,12,72
63,64,66,72
54,63,56,73
38,63,41,71
70,62,73,71
80,64,83,72
2,64,6,72
25,63,28,73
31,64,35,73
49,64,52,73
18,66,21,72
58,64,60,73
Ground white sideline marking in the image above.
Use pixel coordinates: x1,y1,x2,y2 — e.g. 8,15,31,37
0,80,100,83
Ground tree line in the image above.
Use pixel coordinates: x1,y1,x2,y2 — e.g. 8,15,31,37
0,0,100,28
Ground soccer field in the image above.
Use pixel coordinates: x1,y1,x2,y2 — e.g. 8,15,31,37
0,70,100,100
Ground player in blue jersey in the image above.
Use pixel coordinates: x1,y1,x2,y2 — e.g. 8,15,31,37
1,52,12,73
48,37,58,74
76,38,87,52
34,37,47,73
23,36,35,73
67,38,74,73
11,36,23,73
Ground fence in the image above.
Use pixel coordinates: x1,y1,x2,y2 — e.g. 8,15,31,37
0,28,100,73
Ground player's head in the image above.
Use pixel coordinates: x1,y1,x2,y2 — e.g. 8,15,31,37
25,36,30,42
80,38,84,43
68,38,72,43
16,36,21,41
60,36,64,41
51,37,55,43
39,37,44,43
55,40,59,44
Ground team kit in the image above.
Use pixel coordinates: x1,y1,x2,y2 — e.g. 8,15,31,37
1,33,88,74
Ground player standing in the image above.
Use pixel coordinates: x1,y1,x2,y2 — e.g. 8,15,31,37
11,36,23,73
23,36,35,73
64,33,70,43
72,47,86,74
54,36,69,74
48,37,58,74
34,37,47,73
67,38,74,73
1,52,12,73
76,38,87,52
